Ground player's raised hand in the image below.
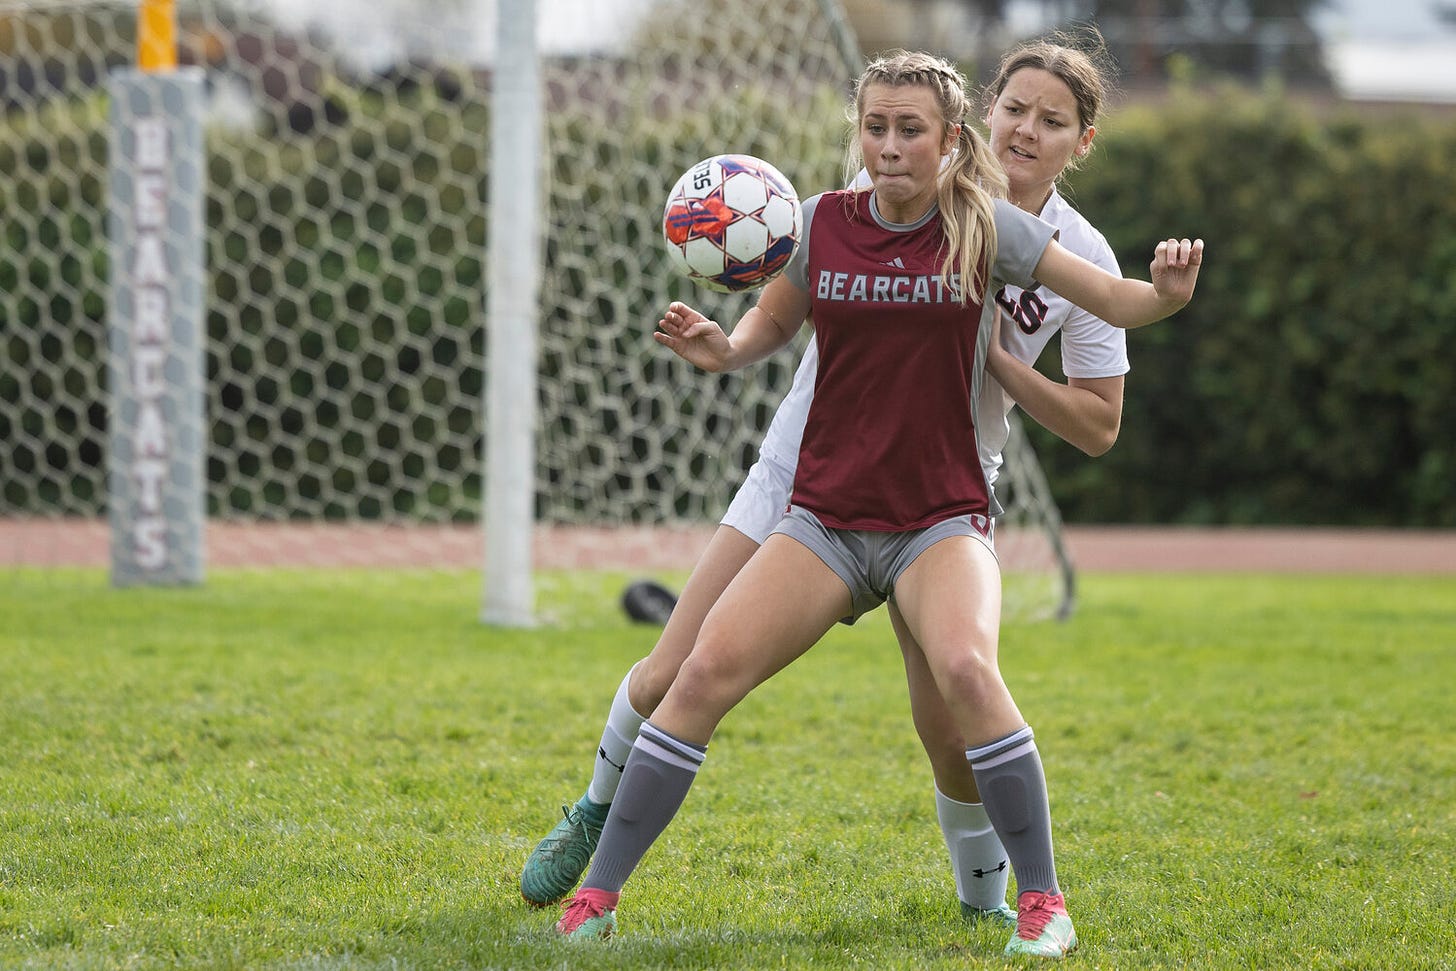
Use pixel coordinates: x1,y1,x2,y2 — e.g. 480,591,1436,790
1149,237,1204,308
655,301,732,372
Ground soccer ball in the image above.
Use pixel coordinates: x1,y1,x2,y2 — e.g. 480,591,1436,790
662,154,802,293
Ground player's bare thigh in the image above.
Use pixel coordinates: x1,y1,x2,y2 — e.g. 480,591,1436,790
652,533,850,744
893,535,1024,745
629,525,761,713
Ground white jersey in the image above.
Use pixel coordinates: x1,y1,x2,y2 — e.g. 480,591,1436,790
757,186,1127,488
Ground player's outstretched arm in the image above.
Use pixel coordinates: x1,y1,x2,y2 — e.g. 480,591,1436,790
654,275,809,373
1034,236,1205,330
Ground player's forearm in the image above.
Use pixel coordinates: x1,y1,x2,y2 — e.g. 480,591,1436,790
1035,241,1192,330
989,354,1122,456
722,305,797,370
1099,277,1187,330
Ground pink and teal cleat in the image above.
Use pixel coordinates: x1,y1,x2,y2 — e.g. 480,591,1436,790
554,887,619,940
1004,889,1077,958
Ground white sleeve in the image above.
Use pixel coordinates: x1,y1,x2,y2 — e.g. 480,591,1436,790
1054,221,1129,379
756,340,817,466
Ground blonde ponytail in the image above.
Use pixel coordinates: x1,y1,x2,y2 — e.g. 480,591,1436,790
847,50,1006,306
937,123,1005,305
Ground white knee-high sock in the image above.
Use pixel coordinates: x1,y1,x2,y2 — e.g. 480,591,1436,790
935,785,1011,911
586,664,647,806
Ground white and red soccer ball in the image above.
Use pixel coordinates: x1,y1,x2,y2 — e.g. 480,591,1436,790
662,154,802,293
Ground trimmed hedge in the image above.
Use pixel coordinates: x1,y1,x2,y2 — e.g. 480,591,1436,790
4,84,1453,526
1039,87,1456,526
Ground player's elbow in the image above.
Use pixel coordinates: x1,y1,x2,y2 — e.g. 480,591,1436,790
1079,420,1121,457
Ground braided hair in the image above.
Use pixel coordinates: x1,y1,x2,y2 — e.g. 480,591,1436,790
844,50,1007,306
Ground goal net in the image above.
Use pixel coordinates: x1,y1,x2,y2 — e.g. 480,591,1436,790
0,0,1074,620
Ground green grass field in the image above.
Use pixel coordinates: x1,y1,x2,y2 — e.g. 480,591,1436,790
2,567,1453,970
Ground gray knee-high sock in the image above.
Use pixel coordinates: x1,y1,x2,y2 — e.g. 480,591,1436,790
967,726,1059,897
580,720,706,894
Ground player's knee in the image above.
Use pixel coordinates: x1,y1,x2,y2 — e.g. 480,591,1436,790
668,648,732,710
937,649,1003,706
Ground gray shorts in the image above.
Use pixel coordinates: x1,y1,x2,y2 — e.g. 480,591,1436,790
771,505,996,625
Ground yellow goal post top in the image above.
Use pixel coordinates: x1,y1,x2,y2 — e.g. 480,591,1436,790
137,0,177,71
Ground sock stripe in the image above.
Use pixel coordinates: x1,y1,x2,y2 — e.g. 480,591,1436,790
970,739,1036,770
966,725,1036,769
639,721,706,768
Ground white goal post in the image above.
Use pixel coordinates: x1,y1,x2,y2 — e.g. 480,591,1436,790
0,0,1075,621
482,0,540,625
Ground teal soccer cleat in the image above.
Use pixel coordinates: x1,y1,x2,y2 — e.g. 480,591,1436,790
520,795,609,906
961,899,1018,927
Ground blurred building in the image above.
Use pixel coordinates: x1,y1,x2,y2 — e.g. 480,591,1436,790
1316,0,1456,102
211,0,1456,105
842,0,1456,103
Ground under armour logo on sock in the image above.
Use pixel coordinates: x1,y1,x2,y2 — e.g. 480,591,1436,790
971,860,1008,879
598,747,625,774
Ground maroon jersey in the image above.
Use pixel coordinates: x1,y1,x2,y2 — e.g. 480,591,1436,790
789,189,994,531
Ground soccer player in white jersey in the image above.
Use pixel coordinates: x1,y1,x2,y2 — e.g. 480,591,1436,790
528,42,1202,958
